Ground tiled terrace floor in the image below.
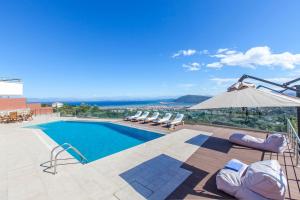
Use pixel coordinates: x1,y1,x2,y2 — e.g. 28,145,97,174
0,116,208,200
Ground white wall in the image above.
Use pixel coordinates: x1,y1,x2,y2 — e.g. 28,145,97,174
0,82,23,96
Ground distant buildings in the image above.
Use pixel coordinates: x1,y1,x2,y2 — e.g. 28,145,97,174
52,102,64,108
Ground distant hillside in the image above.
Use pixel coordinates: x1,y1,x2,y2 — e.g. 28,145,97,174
174,95,211,104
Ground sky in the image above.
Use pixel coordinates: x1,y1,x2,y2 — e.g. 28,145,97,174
1,0,300,99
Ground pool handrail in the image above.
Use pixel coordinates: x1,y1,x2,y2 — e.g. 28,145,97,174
50,143,88,174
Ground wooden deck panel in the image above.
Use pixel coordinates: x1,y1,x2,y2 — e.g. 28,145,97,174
120,121,300,199
166,125,264,200
168,126,299,199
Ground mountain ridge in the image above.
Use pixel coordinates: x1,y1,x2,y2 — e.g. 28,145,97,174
174,95,211,104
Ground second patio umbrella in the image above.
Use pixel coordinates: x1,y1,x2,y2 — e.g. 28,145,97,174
189,82,300,110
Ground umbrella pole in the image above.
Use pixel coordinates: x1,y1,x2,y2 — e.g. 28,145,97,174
296,85,300,137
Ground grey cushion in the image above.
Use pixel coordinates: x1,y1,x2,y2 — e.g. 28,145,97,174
265,133,287,153
235,187,269,200
216,159,287,200
216,159,248,197
229,133,287,153
242,160,287,200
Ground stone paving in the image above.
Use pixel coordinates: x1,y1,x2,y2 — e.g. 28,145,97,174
0,116,211,200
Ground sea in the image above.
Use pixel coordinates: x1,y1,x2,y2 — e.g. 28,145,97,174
37,99,193,108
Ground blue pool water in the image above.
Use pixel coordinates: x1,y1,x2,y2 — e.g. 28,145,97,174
32,121,162,162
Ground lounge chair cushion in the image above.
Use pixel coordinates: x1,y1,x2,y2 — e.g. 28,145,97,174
229,133,287,153
216,159,287,200
242,160,287,200
235,187,269,200
265,133,287,153
229,133,264,148
216,159,248,197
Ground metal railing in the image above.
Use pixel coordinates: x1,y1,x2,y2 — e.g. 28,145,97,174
49,143,88,174
286,118,300,166
59,108,291,133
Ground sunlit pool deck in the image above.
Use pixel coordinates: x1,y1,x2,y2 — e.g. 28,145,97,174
0,115,299,200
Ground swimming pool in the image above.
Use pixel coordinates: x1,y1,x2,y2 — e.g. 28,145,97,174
32,121,163,162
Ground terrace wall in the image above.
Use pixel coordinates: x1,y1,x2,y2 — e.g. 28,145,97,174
0,98,53,115
0,98,27,110
27,103,53,115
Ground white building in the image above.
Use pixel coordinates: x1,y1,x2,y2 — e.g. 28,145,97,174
52,102,64,108
0,78,23,97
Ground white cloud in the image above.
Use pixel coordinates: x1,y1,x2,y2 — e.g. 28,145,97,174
206,62,223,68
217,48,229,53
210,78,238,85
225,50,237,55
172,49,197,58
207,46,300,69
182,62,201,71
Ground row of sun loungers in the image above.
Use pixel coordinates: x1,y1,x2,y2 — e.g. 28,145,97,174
124,111,184,128
217,132,288,199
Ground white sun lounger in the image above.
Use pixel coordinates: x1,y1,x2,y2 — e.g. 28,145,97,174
133,111,150,121
216,159,287,200
144,112,159,123
125,111,142,121
152,113,172,125
167,113,184,128
229,133,287,153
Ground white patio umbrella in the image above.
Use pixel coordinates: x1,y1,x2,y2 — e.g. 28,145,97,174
189,82,300,110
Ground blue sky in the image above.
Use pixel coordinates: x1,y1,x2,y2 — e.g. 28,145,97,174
1,0,300,99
